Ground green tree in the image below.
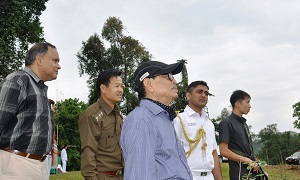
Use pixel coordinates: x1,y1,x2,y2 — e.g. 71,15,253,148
214,108,231,130
212,107,231,142
0,0,48,80
257,124,281,164
257,124,300,165
173,59,188,112
54,98,88,171
77,16,152,114
219,107,231,121
292,101,300,129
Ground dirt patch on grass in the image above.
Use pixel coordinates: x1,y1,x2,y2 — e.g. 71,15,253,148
287,164,300,171
262,164,300,179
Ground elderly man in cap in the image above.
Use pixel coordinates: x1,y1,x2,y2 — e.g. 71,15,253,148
120,61,192,180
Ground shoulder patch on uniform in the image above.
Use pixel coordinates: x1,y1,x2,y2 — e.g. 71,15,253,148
92,111,104,123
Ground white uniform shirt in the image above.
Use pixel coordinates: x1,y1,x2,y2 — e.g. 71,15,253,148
61,149,68,161
173,105,218,172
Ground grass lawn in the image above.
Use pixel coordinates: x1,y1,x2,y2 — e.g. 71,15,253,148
50,163,300,180
221,163,300,180
50,171,83,180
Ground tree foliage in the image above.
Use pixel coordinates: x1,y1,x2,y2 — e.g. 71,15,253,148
219,107,231,121
0,0,47,80
257,124,300,165
173,59,188,112
54,98,88,171
213,108,231,130
212,107,231,142
77,16,152,114
292,101,300,129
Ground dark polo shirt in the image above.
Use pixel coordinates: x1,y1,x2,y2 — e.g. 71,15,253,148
219,112,254,180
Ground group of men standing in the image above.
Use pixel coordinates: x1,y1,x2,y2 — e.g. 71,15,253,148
0,42,264,180
78,60,262,180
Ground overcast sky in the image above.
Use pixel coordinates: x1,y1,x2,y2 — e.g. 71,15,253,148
40,0,300,134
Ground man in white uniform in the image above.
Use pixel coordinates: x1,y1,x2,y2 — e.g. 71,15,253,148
61,145,68,173
174,81,222,180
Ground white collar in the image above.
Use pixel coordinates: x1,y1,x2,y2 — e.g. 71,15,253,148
185,105,208,119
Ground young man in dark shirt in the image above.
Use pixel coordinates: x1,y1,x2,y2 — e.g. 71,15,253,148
219,90,259,180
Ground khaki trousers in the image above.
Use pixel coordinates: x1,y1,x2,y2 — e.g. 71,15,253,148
0,150,49,180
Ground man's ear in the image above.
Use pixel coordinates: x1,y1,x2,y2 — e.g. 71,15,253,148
143,78,153,92
36,54,43,65
234,101,240,109
100,84,106,94
186,92,191,102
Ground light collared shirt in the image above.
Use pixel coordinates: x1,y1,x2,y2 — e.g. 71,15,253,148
0,67,53,156
121,99,192,180
173,105,218,173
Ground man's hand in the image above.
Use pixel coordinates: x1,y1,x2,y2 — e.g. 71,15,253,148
247,161,259,172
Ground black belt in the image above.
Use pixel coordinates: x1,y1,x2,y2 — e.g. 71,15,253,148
192,171,212,176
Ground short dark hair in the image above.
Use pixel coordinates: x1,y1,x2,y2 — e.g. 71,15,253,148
96,70,122,96
230,90,251,108
187,80,209,93
25,42,56,66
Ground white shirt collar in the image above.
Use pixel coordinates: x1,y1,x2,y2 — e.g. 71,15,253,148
185,105,208,119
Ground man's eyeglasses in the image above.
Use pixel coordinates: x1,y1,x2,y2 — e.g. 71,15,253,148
149,73,174,81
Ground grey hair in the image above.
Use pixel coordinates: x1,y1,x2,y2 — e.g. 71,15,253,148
25,42,56,66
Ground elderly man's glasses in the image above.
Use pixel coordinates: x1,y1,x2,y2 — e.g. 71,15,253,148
149,73,174,81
